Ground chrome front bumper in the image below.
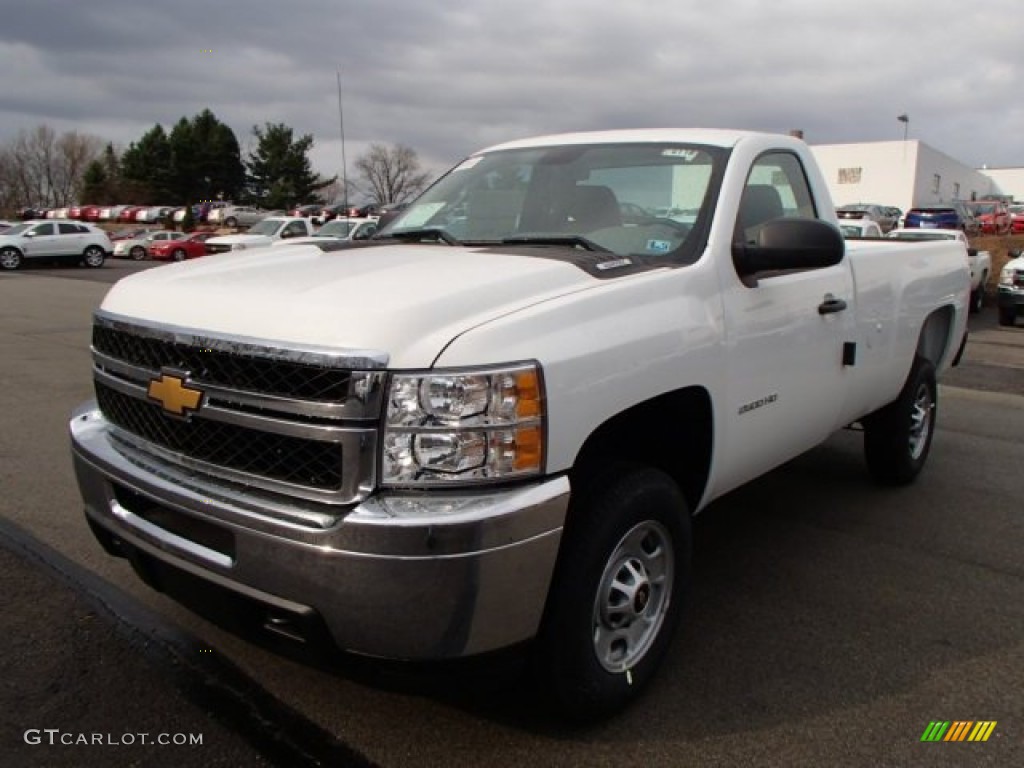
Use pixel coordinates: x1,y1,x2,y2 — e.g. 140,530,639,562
70,402,569,659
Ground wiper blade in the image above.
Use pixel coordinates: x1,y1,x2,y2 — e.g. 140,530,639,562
385,228,460,245
500,234,610,253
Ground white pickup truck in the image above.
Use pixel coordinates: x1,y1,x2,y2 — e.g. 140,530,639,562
887,227,990,313
204,216,316,254
70,129,969,720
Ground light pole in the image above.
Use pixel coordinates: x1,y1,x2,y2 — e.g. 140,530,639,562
897,113,909,141
337,67,349,215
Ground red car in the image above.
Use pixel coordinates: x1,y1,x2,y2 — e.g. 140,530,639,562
1009,204,1024,234
118,206,145,223
148,232,212,261
80,205,103,222
967,200,1011,235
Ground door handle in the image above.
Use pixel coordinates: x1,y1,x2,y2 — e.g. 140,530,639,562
818,294,847,315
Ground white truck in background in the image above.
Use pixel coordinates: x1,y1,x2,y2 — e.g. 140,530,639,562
71,129,969,720
886,227,990,312
204,216,316,254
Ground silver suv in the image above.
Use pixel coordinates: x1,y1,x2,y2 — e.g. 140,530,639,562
208,205,267,228
0,220,112,270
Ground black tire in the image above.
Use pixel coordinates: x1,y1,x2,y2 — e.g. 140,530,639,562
533,465,691,722
0,246,22,270
224,216,238,228
130,245,146,261
998,307,1017,327
969,285,984,314
171,248,187,262
863,356,937,486
82,245,105,268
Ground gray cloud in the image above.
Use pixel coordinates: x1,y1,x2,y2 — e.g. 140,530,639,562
1,0,1021,188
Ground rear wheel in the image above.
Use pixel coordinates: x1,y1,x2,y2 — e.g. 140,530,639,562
0,247,22,270
969,282,984,314
172,248,187,261
863,356,937,485
998,307,1017,327
82,245,105,268
533,465,690,722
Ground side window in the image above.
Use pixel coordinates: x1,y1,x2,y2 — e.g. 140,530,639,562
58,223,81,235
284,221,305,236
29,223,55,236
734,152,817,245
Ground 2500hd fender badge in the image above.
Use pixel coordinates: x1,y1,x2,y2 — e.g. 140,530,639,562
738,393,778,415
147,371,205,418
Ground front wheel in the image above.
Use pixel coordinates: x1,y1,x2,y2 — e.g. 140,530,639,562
224,216,238,228
998,307,1017,327
82,246,105,268
130,245,146,261
863,356,937,486
0,247,22,270
533,466,690,721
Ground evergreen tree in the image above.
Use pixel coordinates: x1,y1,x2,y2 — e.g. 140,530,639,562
245,123,334,210
120,124,171,203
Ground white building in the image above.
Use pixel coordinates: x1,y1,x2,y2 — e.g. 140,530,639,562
809,140,1004,213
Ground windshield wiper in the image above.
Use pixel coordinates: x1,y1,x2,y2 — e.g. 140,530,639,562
501,234,610,253
384,228,460,245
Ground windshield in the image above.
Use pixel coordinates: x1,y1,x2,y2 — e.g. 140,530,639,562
246,219,282,236
316,220,355,237
382,142,724,260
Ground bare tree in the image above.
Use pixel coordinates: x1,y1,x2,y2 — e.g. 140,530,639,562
353,144,431,204
0,124,103,208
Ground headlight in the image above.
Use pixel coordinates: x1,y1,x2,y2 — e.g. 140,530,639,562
1000,268,1014,286
382,363,545,486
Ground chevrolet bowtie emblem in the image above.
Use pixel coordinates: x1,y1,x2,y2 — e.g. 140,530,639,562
147,372,204,418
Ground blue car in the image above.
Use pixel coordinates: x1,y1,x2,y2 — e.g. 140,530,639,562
903,203,979,236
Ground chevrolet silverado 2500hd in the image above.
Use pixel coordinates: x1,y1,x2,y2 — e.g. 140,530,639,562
70,129,969,719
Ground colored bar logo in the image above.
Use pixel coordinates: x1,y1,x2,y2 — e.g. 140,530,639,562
921,721,997,742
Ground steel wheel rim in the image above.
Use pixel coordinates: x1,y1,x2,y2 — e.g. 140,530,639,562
908,382,934,460
592,520,674,673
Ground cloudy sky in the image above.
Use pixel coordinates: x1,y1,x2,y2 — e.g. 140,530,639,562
1,0,1021,189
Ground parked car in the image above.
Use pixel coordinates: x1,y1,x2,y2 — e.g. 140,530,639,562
208,205,266,228
0,220,111,270
966,200,1011,235
997,249,1024,326
836,204,898,233
271,217,379,248
288,204,323,219
0,220,15,233
112,230,186,260
1010,204,1024,234
903,203,980,236
118,206,146,223
148,232,213,261
136,206,175,223
837,219,883,238
312,203,348,225
109,227,156,242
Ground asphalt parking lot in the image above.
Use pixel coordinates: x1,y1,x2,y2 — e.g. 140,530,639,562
1,266,1022,767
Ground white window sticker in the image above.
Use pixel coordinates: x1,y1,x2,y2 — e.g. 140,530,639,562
661,149,700,162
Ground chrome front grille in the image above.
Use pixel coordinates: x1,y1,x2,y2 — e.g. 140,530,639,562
90,311,388,506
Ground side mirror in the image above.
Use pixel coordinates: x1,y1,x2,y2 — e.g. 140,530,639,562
732,218,845,277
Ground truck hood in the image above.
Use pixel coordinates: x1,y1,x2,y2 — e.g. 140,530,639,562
99,243,601,368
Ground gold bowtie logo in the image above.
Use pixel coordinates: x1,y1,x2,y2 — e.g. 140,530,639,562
147,372,204,418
